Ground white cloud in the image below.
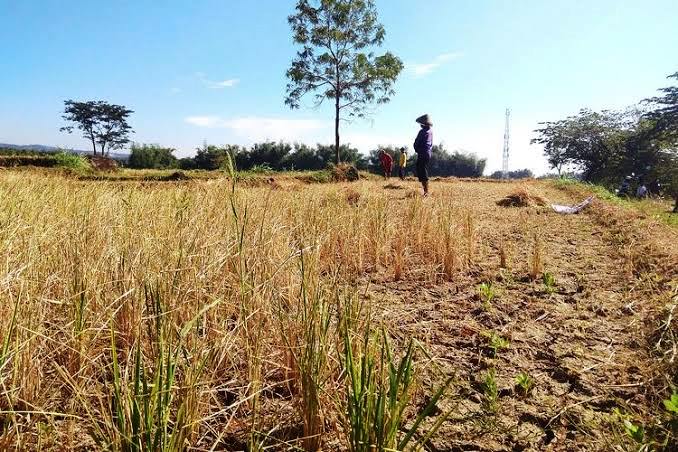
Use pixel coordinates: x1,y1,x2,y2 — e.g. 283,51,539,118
195,72,240,89
206,79,240,89
408,52,463,77
170,87,182,94
185,115,328,142
185,116,222,127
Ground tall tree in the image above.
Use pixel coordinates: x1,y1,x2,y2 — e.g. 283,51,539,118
285,0,403,164
532,109,631,182
644,72,678,210
644,72,678,138
60,100,134,156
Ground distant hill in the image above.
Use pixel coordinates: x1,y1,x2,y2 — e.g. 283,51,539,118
0,143,129,161
0,143,63,152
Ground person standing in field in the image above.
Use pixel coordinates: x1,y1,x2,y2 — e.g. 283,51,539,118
378,149,393,178
398,147,407,180
413,114,433,196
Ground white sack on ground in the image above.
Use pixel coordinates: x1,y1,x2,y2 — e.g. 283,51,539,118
551,196,594,214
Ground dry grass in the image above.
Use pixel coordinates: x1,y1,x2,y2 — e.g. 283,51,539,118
0,171,675,451
496,186,548,207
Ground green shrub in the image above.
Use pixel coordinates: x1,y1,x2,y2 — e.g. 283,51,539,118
248,164,274,174
128,144,178,169
53,151,91,171
514,372,534,396
481,368,499,414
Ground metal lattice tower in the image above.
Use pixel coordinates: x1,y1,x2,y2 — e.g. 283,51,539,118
502,108,511,179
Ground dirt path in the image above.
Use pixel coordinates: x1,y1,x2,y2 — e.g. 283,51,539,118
368,180,676,451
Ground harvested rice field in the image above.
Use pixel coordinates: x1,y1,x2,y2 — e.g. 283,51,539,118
0,171,676,451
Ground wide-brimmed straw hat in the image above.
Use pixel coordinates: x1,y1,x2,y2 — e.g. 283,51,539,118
416,114,432,126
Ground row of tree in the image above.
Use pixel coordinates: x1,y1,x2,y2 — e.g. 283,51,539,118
533,72,678,200
488,169,534,179
127,141,488,177
128,142,364,171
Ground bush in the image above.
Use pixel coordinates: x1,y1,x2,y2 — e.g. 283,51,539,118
192,144,245,170
489,169,534,179
248,164,274,174
0,150,91,171
53,151,91,171
177,157,197,170
128,144,178,169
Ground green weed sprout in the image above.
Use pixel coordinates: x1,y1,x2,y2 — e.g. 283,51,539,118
514,372,534,396
481,369,499,414
478,282,496,310
542,271,557,295
483,331,510,358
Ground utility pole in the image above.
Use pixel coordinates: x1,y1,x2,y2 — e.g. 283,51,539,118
502,108,510,179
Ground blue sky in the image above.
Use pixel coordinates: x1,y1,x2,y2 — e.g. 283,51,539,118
1,0,676,174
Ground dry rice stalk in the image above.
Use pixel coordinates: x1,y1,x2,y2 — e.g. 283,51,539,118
529,232,543,280
464,211,475,267
499,239,510,269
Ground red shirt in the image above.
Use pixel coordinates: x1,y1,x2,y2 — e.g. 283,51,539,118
379,152,393,169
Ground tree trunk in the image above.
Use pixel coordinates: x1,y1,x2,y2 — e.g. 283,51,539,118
334,94,340,165
90,135,97,156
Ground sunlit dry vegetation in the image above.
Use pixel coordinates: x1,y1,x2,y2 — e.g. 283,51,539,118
0,170,676,450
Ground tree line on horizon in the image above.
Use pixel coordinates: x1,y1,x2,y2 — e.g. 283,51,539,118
127,141,489,178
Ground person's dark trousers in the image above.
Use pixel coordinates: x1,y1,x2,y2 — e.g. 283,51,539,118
416,154,430,195
399,167,405,180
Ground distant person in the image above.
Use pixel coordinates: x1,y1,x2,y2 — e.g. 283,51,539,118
413,114,433,196
618,176,632,197
648,179,661,197
636,183,648,198
398,147,407,180
378,149,393,178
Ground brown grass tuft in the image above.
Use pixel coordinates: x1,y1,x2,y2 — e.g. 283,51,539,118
344,188,361,206
497,187,547,207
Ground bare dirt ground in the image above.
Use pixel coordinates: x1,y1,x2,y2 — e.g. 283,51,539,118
364,179,677,451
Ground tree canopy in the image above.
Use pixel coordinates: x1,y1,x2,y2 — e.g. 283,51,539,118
128,144,178,169
489,169,534,179
644,72,678,139
285,0,403,164
532,72,678,200
60,100,134,156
